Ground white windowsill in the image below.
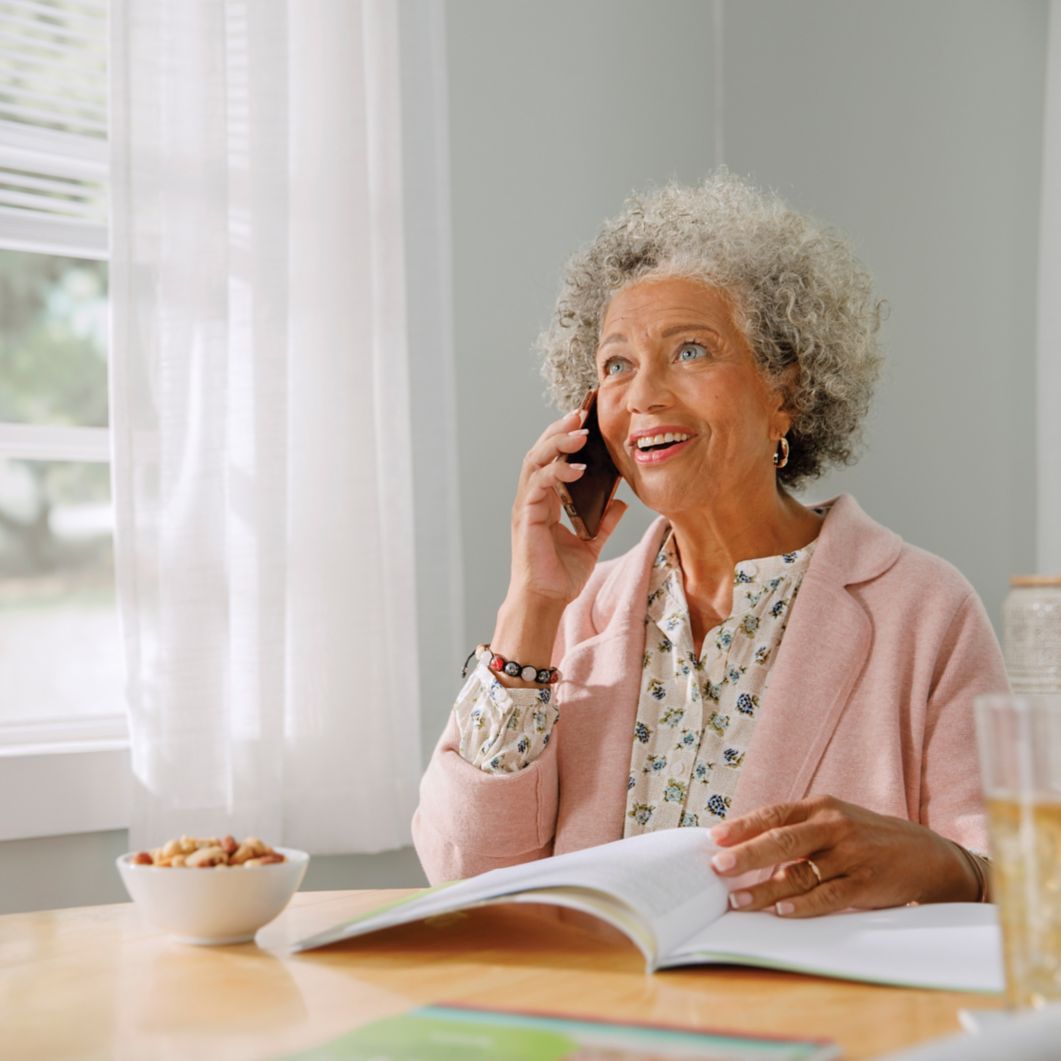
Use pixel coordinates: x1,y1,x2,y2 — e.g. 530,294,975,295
0,738,131,842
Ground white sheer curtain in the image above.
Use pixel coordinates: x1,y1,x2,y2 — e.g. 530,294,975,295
109,0,427,852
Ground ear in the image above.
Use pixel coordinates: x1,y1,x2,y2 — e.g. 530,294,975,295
769,363,799,436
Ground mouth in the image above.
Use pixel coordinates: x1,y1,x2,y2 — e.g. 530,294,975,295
629,429,697,465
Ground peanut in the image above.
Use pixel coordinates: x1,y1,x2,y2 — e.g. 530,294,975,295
185,846,225,868
230,842,256,865
141,835,285,867
243,854,284,867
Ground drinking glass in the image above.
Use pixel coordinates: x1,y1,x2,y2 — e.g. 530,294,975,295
974,693,1061,1008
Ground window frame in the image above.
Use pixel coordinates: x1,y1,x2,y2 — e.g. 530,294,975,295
0,0,128,841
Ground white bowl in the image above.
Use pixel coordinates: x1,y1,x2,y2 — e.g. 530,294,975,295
116,847,309,944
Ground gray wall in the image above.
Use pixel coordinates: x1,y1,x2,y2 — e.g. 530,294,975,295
724,0,1044,631
0,831,426,916
447,0,1046,665
2,0,1047,915
446,0,716,663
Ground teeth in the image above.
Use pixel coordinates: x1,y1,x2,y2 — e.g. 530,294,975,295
636,432,690,450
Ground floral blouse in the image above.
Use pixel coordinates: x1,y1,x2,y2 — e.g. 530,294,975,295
453,520,822,831
453,664,558,773
624,529,815,834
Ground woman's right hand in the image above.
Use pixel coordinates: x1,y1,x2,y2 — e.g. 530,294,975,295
508,408,627,608
486,410,626,689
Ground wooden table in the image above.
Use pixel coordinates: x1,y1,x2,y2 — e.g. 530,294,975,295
1,889,1002,1059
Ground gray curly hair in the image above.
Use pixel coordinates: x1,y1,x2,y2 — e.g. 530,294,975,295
537,170,884,488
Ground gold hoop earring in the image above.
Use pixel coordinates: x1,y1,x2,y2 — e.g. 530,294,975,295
773,437,790,469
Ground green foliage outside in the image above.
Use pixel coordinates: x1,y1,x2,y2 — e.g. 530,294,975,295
0,250,108,426
0,250,111,578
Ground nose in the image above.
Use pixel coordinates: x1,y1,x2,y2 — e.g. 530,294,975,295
625,358,674,414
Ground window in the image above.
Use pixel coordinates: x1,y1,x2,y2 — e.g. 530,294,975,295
0,0,122,749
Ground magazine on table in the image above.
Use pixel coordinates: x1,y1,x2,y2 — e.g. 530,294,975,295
281,1003,842,1060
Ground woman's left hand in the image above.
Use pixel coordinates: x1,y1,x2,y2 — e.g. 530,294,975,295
708,795,978,916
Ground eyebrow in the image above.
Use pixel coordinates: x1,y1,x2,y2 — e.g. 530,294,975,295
597,323,723,351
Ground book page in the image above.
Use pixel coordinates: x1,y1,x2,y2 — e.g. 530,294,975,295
292,828,729,959
507,886,660,962
662,903,1004,993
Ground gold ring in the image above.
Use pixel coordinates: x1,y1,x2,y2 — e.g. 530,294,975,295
806,858,824,885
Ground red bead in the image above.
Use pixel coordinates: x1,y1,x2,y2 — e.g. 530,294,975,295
489,655,504,672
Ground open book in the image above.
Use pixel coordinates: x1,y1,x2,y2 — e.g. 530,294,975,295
291,828,1003,993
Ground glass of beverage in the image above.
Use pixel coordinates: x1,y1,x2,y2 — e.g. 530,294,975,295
975,693,1061,1009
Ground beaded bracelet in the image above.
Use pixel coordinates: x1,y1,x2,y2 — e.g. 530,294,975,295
461,644,560,685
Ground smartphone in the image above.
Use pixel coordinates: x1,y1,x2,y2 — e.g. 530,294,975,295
554,389,621,540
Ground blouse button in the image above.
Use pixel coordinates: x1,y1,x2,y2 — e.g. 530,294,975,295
673,762,686,776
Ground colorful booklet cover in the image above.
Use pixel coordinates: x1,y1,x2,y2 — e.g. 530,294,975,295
281,1003,840,1060
290,828,1004,993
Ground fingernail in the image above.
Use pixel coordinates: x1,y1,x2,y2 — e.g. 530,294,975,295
729,891,752,910
568,428,589,436
711,825,730,842
711,850,736,872
776,901,794,916
569,463,586,470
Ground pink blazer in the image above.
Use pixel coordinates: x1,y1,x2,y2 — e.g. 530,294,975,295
412,494,1009,884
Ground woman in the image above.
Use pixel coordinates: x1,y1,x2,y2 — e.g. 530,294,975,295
412,172,1007,916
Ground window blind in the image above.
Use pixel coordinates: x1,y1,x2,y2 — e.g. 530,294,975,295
0,0,108,259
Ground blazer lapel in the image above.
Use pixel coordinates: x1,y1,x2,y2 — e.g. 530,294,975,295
730,571,871,816
728,495,900,818
554,519,670,851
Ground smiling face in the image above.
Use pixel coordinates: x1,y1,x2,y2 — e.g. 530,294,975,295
595,275,792,518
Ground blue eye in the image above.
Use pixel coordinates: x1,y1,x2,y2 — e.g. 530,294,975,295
602,357,627,377
677,342,707,362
